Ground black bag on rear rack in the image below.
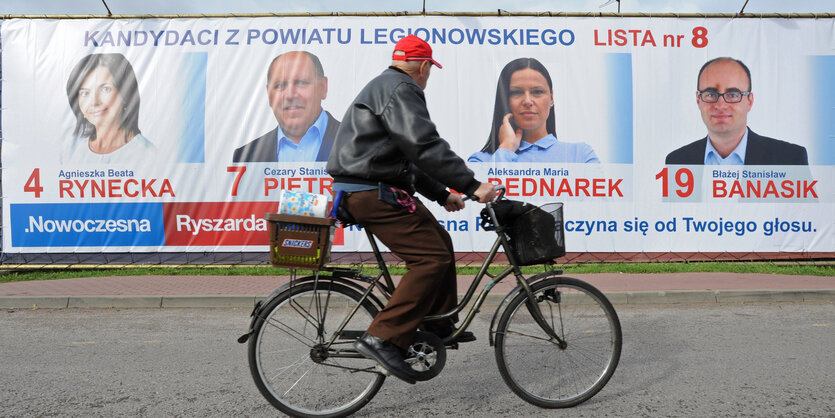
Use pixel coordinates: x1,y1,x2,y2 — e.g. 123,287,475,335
481,200,565,266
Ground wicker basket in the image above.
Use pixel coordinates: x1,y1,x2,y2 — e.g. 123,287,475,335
265,213,335,269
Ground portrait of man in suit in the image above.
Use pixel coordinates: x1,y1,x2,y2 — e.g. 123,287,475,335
665,57,808,166
233,51,340,162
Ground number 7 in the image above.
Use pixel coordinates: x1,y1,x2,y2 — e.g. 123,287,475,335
227,166,247,196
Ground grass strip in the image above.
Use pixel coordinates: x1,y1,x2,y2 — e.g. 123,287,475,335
0,261,832,283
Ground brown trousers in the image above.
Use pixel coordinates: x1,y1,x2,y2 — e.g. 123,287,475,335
343,190,458,349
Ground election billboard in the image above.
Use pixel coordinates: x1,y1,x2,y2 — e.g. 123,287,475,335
1,16,832,255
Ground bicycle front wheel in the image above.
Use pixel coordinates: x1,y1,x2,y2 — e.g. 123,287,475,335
495,274,622,408
248,279,384,418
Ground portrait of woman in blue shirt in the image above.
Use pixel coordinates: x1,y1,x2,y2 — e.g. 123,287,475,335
468,58,599,163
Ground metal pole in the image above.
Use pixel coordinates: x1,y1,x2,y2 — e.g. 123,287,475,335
739,0,751,15
101,0,113,16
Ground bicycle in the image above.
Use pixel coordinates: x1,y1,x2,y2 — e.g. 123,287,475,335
239,186,622,417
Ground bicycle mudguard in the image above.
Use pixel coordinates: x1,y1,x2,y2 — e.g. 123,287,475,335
237,275,385,344
487,270,563,346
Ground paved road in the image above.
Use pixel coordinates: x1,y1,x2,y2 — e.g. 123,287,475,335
2,303,833,417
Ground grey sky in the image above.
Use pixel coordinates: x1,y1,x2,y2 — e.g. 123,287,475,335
2,0,833,15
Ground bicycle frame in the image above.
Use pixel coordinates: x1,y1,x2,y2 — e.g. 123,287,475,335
245,194,623,418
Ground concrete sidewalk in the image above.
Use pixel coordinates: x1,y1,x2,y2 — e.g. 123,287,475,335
1,272,833,309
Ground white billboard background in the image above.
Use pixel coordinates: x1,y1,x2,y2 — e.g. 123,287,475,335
1,16,833,254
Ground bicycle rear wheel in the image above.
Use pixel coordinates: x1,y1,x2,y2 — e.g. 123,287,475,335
494,274,622,408
248,279,384,418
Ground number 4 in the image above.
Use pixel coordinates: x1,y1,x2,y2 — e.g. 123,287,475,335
24,168,44,198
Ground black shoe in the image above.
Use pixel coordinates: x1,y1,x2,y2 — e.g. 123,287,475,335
354,333,417,384
432,326,477,343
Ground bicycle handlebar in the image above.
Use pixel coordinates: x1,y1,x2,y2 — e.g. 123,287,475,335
463,184,506,203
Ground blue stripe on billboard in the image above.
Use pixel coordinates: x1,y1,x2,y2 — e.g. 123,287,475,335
606,53,633,164
178,52,207,163
811,55,835,165
10,203,164,247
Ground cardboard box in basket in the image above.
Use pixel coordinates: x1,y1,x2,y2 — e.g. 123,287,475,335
277,189,328,217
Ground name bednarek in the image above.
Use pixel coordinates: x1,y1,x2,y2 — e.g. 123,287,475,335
26,216,152,233
175,214,267,236
489,177,624,197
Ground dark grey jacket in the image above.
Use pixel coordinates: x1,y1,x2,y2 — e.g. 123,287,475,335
665,128,808,165
327,67,480,204
232,111,340,162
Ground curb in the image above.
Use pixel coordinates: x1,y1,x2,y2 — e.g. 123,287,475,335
618,289,835,304
1,289,833,309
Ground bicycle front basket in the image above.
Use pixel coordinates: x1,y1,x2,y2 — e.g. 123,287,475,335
506,202,565,266
265,213,335,270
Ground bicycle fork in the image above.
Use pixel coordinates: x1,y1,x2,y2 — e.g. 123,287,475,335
517,278,568,349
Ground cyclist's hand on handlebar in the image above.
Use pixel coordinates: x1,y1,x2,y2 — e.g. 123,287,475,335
473,182,498,203
443,193,466,212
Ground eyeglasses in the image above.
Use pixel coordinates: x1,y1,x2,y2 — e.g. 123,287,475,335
697,89,751,103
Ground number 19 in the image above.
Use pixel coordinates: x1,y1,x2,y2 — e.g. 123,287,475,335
655,167,694,198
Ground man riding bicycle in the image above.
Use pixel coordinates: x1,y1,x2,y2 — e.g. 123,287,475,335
326,35,496,384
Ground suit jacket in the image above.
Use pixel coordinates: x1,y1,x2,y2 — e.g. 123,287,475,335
232,111,340,162
665,128,808,165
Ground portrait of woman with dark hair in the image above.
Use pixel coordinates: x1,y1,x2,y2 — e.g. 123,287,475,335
468,57,599,163
62,53,156,163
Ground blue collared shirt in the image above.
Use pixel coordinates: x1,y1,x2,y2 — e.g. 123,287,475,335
332,182,377,192
468,134,600,163
276,110,328,162
704,128,748,165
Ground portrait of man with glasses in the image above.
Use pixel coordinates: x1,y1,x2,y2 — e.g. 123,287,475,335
665,57,808,165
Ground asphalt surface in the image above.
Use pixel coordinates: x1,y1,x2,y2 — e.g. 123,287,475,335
2,304,834,416
0,272,833,308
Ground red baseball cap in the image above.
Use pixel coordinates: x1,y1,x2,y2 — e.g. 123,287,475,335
392,35,442,69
